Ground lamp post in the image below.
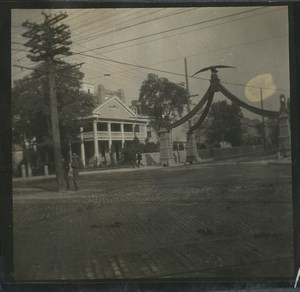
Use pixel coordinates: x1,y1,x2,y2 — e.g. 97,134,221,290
260,88,266,151
280,94,286,112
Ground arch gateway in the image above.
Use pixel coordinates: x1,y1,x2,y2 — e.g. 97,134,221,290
159,66,291,166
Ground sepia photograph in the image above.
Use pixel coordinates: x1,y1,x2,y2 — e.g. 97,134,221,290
10,5,294,283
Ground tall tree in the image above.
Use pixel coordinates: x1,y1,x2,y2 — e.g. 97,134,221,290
206,100,243,147
12,63,95,156
139,73,188,130
21,12,74,191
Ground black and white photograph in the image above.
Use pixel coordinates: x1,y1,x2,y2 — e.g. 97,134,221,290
10,5,295,283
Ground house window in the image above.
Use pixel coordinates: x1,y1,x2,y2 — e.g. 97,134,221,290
147,131,152,138
178,144,185,150
134,125,140,133
111,123,121,132
124,124,133,132
98,122,108,131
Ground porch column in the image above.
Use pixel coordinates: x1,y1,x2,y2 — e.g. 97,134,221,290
108,122,112,151
68,142,72,162
133,123,136,137
80,127,86,167
93,119,99,159
121,122,125,149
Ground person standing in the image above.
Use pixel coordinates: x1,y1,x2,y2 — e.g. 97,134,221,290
63,158,70,190
136,151,143,168
71,153,79,191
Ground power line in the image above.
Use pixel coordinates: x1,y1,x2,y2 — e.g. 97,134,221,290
72,7,265,55
70,8,157,39
75,52,289,92
75,8,197,43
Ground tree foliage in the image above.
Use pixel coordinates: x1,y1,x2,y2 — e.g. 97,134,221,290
206,100,243,147
138,73,188,130
12,62,95,158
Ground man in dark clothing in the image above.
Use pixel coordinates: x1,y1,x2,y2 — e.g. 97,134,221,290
136,151,143,167
71,153,79,191
63,158,70,190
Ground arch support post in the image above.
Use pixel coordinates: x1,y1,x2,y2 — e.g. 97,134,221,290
278,112,291,159
159,128,175,167
186,133,200,164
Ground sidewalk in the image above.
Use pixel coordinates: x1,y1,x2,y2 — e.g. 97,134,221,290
12,155,290,182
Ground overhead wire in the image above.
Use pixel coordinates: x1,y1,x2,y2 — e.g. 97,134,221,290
72,7,266,55
85,7,285,57
69,8,157,39
74,8,198,43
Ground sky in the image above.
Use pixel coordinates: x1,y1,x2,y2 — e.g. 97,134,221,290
11,6,289,119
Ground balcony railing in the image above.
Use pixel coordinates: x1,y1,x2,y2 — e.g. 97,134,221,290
82,131,146,141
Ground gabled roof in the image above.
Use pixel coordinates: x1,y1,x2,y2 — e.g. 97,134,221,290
92,95,138,120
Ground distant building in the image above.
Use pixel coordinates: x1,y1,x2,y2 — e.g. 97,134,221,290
240,117,262,144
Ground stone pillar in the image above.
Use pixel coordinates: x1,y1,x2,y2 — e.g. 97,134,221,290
278,112,291,159
159,128,175,167
80,127,86,167
27,164,32,177
21,164,26,178
108,122,112,151
93,120,99,159
121,123,125,149
186,133,201,164
44,165,49,176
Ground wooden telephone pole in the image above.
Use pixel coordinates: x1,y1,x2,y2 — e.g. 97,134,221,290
184,57,200,164
22,12,72,191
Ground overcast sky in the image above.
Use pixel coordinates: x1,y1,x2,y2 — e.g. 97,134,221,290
11,6,289,119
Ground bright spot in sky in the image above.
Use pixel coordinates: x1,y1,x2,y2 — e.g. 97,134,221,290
244,74,277,102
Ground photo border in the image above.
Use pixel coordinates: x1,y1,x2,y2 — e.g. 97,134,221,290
1,1,299,290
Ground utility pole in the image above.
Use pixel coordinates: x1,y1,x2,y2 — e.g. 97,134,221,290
184,57,200,164
184,57,192,128
22,12,72,191
260,88,266,151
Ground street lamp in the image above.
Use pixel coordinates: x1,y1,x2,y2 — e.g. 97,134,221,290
280,94,286,111
260,88,266,151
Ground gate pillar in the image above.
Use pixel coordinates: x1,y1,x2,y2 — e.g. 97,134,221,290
159,128,175,167
278,112,291,159
186,133,201,164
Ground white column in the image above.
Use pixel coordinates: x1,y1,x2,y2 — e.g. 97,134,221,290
68,142,72,162
121,123,125,149
108,122,112,151
93,120,99,159
133,123,136,138
80,127,86,167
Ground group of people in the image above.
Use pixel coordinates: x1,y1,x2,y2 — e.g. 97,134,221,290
63,153,79,191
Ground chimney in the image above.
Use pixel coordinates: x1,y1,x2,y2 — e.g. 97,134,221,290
96,84,105,104
118,89,126,104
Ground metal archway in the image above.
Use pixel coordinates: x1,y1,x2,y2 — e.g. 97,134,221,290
160,66,286,166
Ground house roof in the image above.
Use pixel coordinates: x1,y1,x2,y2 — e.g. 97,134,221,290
92,95,139,120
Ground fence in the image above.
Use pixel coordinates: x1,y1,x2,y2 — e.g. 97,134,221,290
142,144,267,166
